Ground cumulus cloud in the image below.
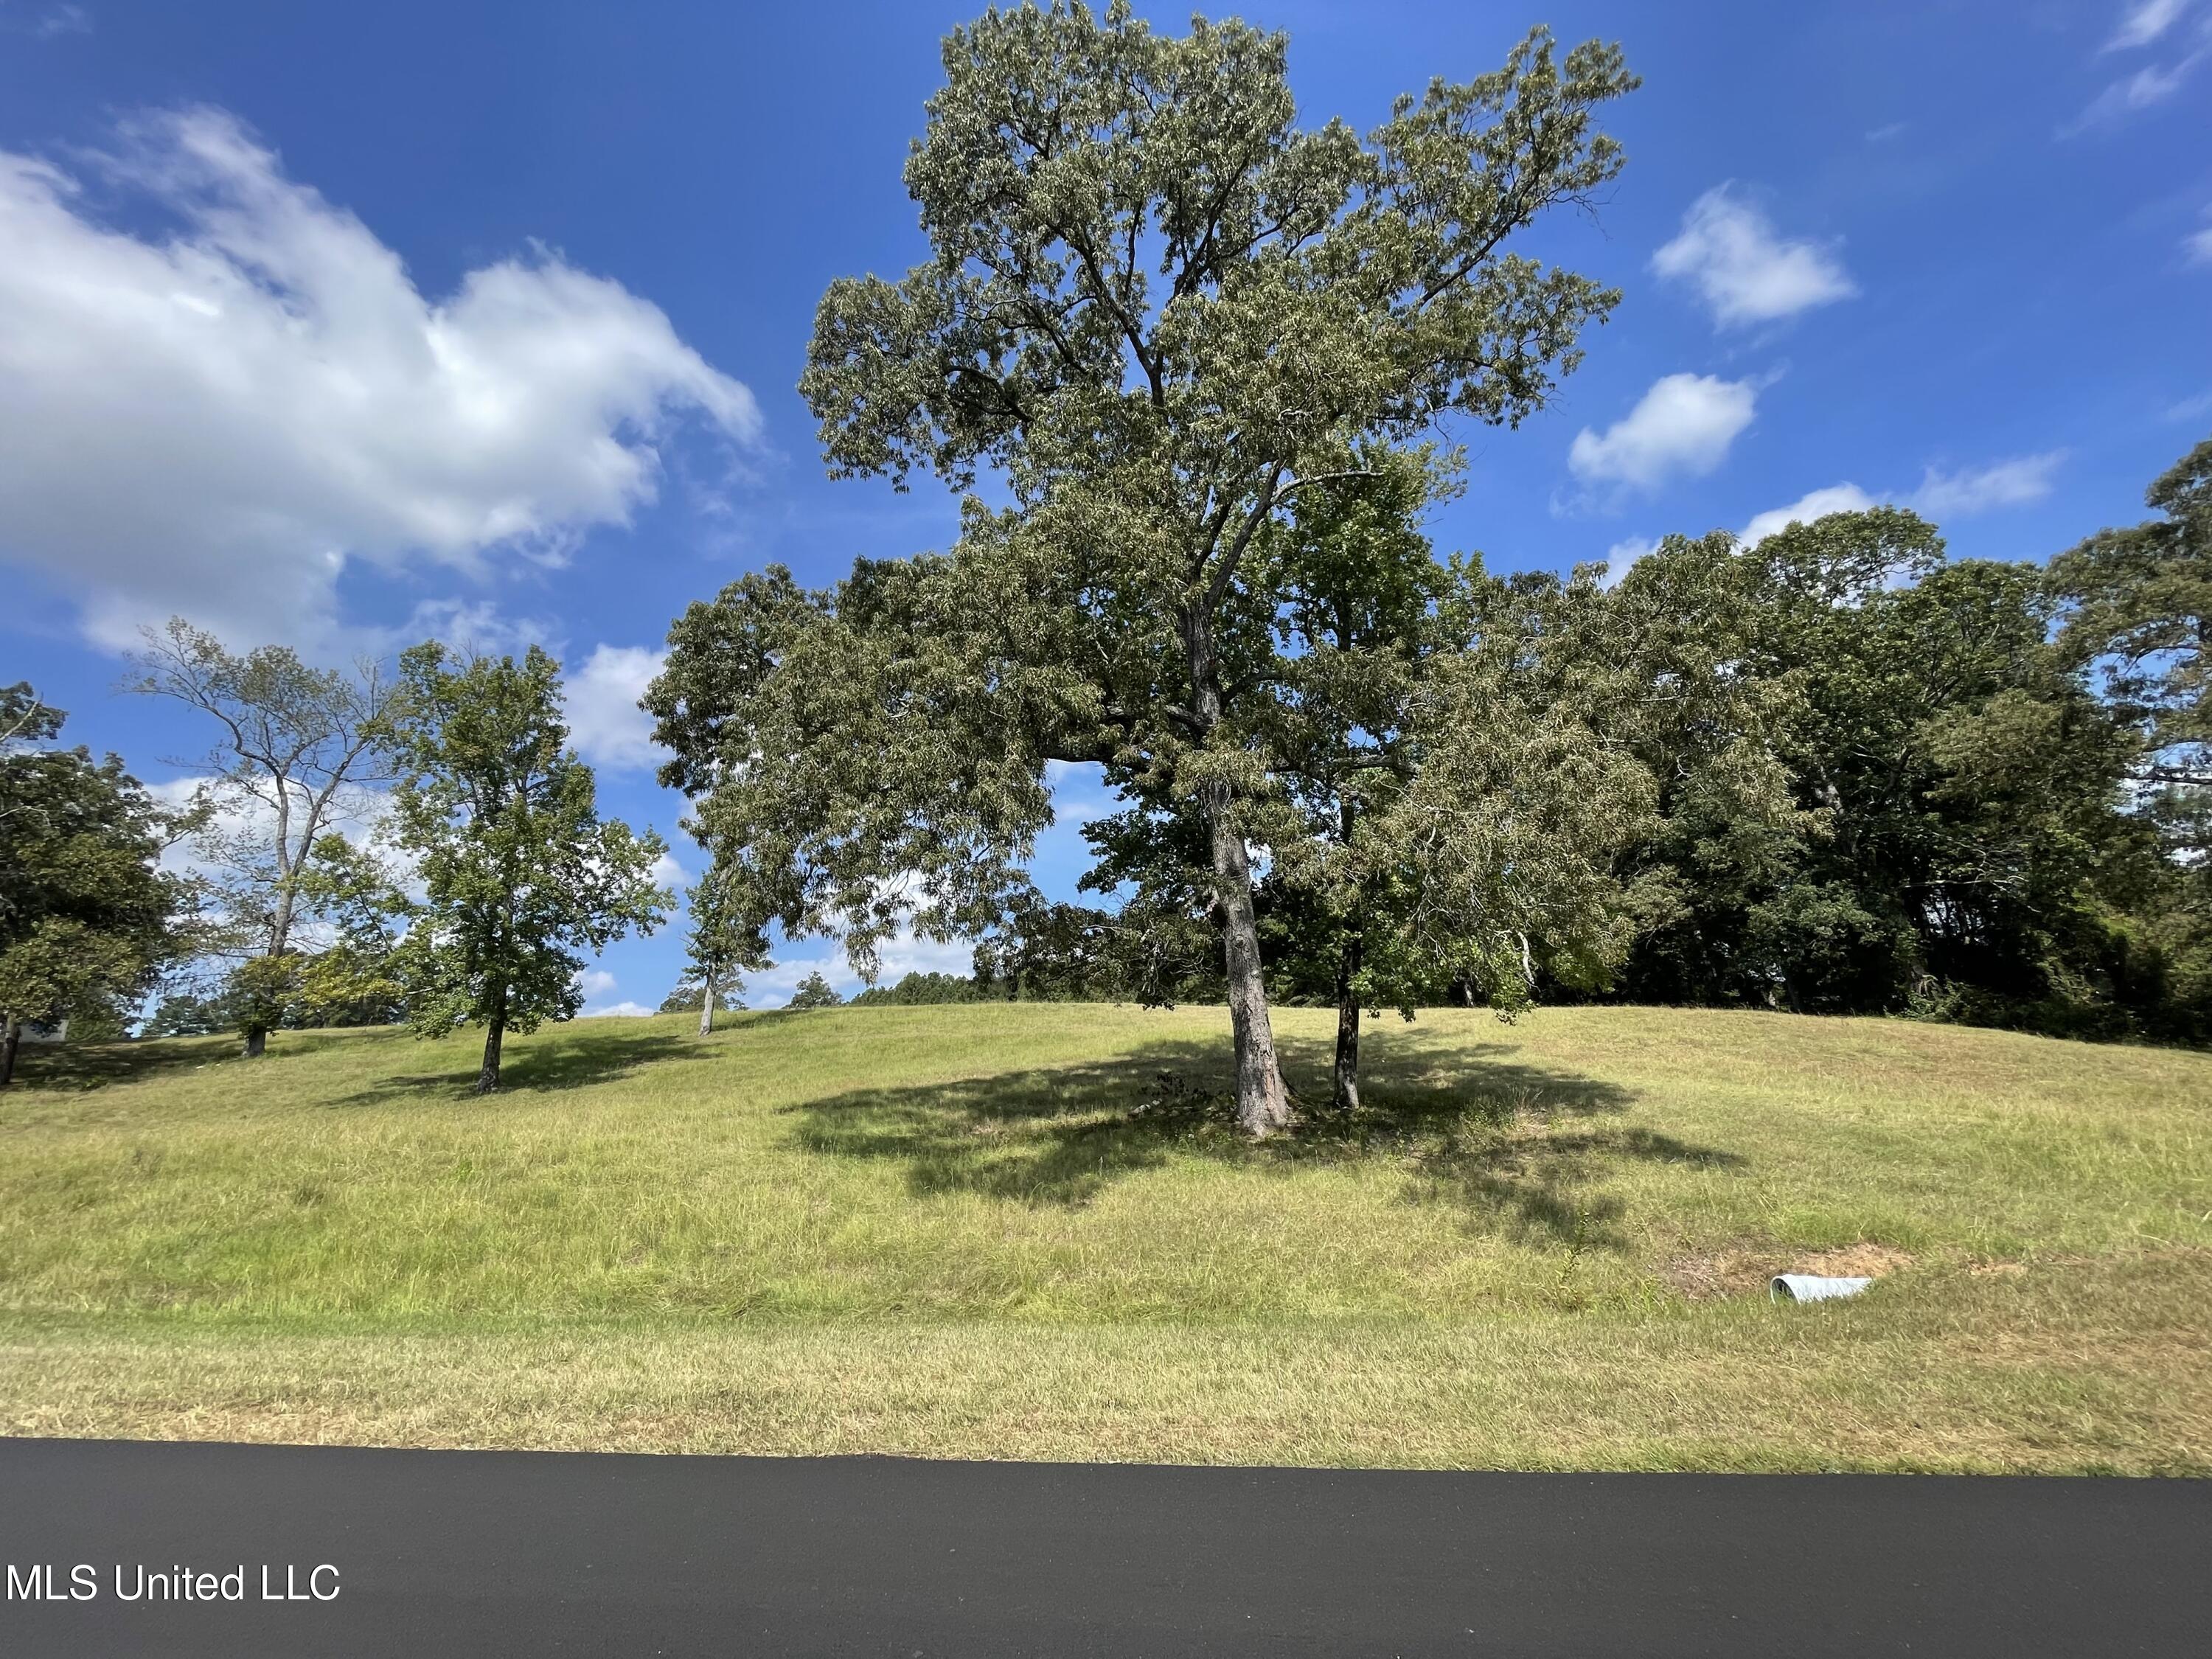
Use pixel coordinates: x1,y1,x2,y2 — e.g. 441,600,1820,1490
1568,373,1759,492
581,1000,654,1018
1651,186,1856,330
1739,484,1880,547
0,108,759,650
565,644,667,771
1910,453,2063,517
2105,0,2195,51
649,849,689,891
574,967,619,999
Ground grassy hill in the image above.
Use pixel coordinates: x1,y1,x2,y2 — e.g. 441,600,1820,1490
2,1003,2208,1472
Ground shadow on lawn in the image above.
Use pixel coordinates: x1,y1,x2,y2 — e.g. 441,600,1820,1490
787,1025,1743,1246
9,1029,364,1091
331,1029,711,1107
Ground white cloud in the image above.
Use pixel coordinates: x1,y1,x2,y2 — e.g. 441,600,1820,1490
1651,186,1856,330
581,1000,654,1018
0,108,759,650
2105,0,2195,51
1739,484,1879,547
18,4,91,37
574,967,619,999
2065,50,2206,131
1737,454,2060,548
566,644,667,771
1909,453,2063,517
398,599,562,661
1596,536,1655,588
1568,373,1759,491
650,849,689,891
2186,221,2212,265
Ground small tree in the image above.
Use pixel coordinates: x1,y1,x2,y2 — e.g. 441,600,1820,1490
127,619,395,1056
785,970,843,1010
383,644,673,1093
678,852,768,1034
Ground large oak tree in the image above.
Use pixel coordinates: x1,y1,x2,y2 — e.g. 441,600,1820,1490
658,3,1638,1132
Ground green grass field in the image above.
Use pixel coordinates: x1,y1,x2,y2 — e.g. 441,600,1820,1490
3,1003,2208,1471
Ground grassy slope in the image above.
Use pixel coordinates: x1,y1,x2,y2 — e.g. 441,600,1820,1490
1,1004,2208,1471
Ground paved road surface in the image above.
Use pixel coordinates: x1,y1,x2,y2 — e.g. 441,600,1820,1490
1,1438,2205,1655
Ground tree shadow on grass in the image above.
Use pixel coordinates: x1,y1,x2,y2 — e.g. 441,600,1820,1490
788,1040,1226,1206
1302,1031,1746,1251
787,1023,1745,1245
330,1030,712,1107
9,1029,361,1092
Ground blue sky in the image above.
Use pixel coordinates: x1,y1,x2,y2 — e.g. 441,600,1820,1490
1,0,2208,1010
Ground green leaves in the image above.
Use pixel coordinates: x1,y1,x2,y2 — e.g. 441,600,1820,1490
383,644,673,1048
2052,436,2212,811
0,690,184,1054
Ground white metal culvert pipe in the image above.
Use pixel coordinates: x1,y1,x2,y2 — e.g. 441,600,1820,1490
1771,1273,1873,1303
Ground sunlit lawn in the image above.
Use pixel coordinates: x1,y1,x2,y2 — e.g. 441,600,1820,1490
2,1002,2207,1471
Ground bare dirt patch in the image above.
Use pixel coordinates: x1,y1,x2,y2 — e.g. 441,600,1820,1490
1658,1242,1916,1300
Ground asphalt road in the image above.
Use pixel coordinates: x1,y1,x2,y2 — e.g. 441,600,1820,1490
1,1438,2206,1656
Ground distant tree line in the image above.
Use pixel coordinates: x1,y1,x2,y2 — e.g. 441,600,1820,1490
669,439,2211,1060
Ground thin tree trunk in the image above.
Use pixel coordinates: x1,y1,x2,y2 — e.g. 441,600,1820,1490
243,1026,268,1059
1331,931,1362,1116
1185,604,1292,1138
1,1014,19,1088
477,991,507,1094
1207,791,1292,1135
698,972,716,1037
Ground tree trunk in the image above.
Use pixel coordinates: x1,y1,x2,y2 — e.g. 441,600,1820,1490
1207,790,1293,1136
0,1014,19,1088
1331,932,1362,1116
477,993,507,1094
698,973,716,1037
476,1020,505,1093
243,1026,268,1059
1185,602,1292,1138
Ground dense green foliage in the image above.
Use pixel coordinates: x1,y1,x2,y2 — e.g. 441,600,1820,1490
0,684,185,1082
1599,509,2157,1034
